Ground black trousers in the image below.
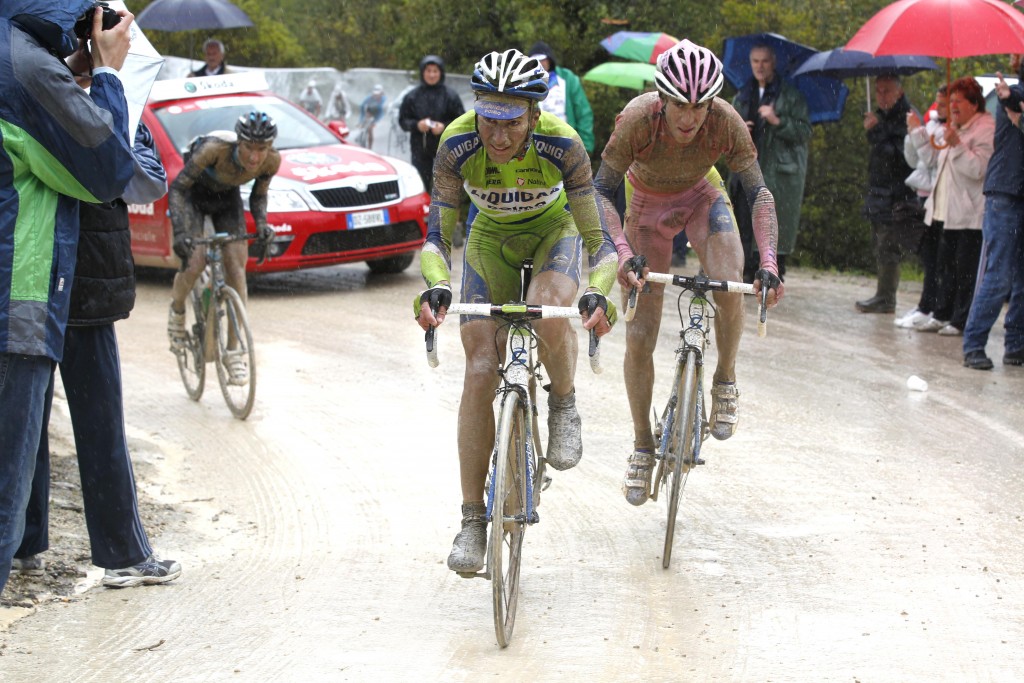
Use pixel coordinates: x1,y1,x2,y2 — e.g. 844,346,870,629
15,324,151,569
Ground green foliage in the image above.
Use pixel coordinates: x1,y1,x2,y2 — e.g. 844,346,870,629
130,0,1018,271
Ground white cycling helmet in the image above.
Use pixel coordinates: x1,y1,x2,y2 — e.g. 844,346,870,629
471,49,549,119
655,39,725,104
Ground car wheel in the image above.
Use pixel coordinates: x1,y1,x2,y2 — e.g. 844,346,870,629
366,252,415,274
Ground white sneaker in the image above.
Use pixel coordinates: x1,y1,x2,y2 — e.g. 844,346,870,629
915,317,949,333
895,308,929,328
937,324,963,336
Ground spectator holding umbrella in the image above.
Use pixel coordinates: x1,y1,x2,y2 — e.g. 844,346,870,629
856,74,922,314
729,41,811,282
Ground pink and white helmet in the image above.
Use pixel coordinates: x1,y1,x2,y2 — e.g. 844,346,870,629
655,39,724,104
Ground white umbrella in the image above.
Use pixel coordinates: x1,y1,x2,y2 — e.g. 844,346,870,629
106,2,164,143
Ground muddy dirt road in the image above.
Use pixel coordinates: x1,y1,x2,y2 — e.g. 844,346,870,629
1,261,1022,682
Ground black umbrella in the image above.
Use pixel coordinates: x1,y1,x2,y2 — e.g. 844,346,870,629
792,48,938,111
136,0,254,32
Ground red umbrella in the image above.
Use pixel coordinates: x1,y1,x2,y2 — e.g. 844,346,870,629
846,0,1024,58
846,0,1024,146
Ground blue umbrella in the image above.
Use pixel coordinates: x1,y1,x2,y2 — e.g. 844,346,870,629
791,48,939,79
791,48,938,111
722,32,849,124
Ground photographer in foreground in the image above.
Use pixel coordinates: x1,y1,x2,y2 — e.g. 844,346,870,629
0,0,136,594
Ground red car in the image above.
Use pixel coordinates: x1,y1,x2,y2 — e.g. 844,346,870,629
130,72,429,274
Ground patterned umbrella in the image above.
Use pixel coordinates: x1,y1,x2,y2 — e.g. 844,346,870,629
600,31,679,65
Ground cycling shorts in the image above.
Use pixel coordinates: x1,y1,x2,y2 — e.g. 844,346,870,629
459,206,582,323
177,183,246,238
624,168,735,271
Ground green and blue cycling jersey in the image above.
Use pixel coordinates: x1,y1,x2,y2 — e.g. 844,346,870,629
419,109,618,318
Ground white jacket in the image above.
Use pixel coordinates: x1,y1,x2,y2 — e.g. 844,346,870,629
904,114,945,195
924,112,995,230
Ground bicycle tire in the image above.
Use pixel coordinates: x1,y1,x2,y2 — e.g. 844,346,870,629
490,393,527,648
663,349,699,569
176,284,207,401
213,286,256,420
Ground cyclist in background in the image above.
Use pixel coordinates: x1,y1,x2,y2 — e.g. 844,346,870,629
592,39,784,507
358,84,387,149
414,49,618,574
167,110,280,383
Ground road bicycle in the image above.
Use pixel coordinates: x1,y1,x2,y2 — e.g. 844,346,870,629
624,263,767,568
425,259,601,648
174,232,261,420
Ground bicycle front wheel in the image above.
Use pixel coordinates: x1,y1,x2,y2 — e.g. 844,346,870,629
213,286,256,420
176,284,207,401
663,349,699,569
490,392,528,648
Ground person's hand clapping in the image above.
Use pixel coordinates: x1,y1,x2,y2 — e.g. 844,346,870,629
90,9,133,72
906,110,923,131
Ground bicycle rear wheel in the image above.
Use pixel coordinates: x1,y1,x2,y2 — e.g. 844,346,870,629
213,286,256,420
663,349,699,569
176,285,207,401
490,393,528,648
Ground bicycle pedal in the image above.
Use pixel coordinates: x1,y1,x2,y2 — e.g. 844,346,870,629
541,474,552,491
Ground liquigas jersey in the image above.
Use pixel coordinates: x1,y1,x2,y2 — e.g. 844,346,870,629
419,109,617,296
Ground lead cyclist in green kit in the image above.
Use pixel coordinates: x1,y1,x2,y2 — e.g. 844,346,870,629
413,48,618,575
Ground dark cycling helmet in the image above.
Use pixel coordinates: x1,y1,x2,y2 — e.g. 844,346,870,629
470,49,549,102
235,110,278,142
655,39,724,104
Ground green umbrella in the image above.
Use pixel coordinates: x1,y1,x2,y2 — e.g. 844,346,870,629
583,62,657,90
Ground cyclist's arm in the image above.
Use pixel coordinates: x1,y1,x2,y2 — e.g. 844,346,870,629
734,161,782,301
418,136,465,288
562,143,618,300
592,160,632,266
168,141,218,236
249,153,281,229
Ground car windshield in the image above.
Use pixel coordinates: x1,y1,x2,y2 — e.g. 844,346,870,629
153,95,339,153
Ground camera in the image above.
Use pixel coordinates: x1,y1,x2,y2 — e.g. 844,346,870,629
73,2,121,41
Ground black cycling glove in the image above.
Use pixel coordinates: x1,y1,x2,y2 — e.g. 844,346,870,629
419,284,452,313
578,291,608,318
754,268,781,293
173,234,192,263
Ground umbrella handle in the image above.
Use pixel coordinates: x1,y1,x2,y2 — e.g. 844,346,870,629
929,133,949,151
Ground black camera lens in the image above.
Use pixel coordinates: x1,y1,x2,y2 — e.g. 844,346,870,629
72,3,120,41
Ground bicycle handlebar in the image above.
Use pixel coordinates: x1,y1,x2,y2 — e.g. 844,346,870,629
425,302,602,374
625,271,768,338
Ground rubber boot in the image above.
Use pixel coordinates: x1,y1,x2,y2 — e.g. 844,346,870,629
856,262,899,313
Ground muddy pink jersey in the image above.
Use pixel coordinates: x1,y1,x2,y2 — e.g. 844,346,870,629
601,92,757,193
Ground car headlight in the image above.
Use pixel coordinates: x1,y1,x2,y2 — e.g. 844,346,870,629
395,161,425,197
241,188,310,213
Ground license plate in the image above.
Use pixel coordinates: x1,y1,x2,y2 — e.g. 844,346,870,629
347,209,389,229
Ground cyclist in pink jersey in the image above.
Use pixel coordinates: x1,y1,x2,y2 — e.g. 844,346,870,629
593,39,784,506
